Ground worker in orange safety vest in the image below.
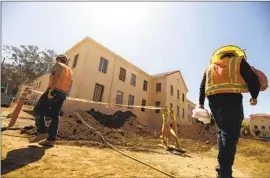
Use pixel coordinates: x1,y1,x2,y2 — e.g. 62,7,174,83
199,45,262,178
30,54,73,146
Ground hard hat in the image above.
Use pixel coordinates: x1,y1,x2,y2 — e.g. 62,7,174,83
192,108,211,124
211,45,247,64
56,54,68,64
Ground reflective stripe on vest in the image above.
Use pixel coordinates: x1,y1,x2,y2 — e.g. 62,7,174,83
205,56,248,96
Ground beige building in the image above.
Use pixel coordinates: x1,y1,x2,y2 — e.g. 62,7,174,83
29,74,50,103
249,114,270,137
187,99,196,124
28,37,194,130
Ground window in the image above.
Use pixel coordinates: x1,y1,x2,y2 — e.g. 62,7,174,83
262,126,265,130
116,90,124,105
38,81,41,89
141,99,146,112
73,54,79,68
182,93,185,102
155,101,161,113
254,125,258,129
130,73,136,86
177,106,180,117
93,84,104,102
119,67,126,81
128,95,135,108
182,108,185,118
67,58,70,66
177,90,180,99
68,80,73,96
170,85,174,96
98,57,108,73
170,103,173,109
156,83,161,92
143,80,148,91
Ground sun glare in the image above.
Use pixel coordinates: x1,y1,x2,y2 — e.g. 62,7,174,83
78,2,150,28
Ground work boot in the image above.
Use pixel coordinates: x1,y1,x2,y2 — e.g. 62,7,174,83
39,137,56,146
29,133,47,143
216,173,234,178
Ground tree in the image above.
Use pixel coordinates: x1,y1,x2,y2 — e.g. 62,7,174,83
241,122,250,136
1,45,57,94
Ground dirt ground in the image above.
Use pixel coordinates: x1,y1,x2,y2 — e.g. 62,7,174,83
1,106,270,178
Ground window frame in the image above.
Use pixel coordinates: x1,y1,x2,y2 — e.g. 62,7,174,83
92,83,104,102
116,90,124,105
130,73,136,86
119,67,126,82
98,57,109,73
170,85,174,96
143,80,148,91
72,54,79,68
156,83,161,92
128,95,135,109
141,99,146,112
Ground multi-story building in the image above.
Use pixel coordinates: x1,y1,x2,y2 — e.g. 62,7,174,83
249,114,270,137
28,37,194,130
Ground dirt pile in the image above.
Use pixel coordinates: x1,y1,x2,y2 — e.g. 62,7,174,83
86,109,150,135
21,110,154,148
177,124,217,144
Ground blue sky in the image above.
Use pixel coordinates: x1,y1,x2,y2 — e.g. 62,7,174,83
2,2,270,117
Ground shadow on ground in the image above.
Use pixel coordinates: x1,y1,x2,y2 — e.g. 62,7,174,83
1,145,51,175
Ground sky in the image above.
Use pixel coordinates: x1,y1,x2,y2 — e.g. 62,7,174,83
2,2,270,117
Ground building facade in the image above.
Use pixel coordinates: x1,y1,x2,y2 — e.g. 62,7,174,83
249,114,270,137
187,99,196,124
28,37,194,130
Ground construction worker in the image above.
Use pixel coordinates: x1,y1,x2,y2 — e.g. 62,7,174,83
30,54,73,146
199,45,260,178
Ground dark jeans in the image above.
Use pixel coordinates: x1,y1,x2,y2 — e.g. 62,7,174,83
208,94,244,178
34,89,66,140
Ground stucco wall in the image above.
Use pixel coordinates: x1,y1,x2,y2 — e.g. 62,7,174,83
166,73,189,125
64,39,152,127
250,117,270,137
26,37,192,131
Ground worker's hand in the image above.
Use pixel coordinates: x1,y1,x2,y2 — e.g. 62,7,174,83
48,89,55,99
249,98,257,106
199,104,205,109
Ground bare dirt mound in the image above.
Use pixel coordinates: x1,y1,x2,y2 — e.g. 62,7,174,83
21,110,155,149
177,124,217,144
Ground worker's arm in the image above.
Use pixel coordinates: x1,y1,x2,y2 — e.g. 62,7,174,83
47,62,63,90
240,59,260,100
199,72,206,108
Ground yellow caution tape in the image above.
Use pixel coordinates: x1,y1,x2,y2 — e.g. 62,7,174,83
30,89,163,110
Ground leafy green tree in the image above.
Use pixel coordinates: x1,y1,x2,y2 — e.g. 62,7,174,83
1,45,57,94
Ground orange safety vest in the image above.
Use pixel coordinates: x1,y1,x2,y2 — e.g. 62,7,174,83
48,62,73,93
205,56,248,96
205,56,268,96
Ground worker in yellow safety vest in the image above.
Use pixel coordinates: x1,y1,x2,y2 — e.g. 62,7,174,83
198,45,261,178
30,54,73,146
